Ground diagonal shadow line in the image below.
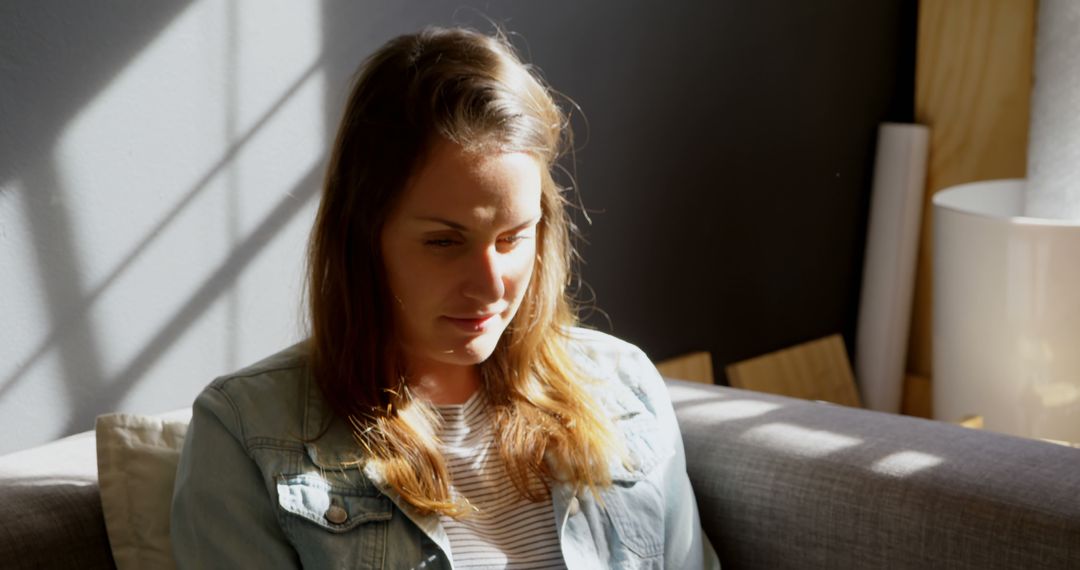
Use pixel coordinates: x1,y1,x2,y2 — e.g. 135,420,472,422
0,1,194,190
12,160,109,424
0,57,324,396
61,162,322,434
224,0,241,371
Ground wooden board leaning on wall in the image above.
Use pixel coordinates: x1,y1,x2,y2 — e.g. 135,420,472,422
725,334,861,408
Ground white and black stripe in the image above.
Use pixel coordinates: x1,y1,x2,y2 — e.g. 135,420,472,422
436,392,566,569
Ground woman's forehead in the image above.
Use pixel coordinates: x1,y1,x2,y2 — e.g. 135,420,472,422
397,140,543,226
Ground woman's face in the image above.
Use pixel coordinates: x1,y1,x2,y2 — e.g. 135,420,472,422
380,139,543,372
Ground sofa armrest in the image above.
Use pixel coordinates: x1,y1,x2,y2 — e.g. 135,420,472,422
667,379,1080,569
0,431,115,569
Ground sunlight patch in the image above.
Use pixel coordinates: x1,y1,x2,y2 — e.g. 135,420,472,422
709,400,782,422
871,451,943,477
740,423,861,457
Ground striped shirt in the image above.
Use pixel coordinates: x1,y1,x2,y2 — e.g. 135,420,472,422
436,391,566,569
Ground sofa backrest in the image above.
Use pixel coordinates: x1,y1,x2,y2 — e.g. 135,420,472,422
0,431,116,569
669,379,1080,569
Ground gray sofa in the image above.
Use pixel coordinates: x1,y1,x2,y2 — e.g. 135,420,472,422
2,379,1078,568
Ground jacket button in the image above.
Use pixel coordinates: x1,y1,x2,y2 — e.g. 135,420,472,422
325,505,348,524
568,496,580,517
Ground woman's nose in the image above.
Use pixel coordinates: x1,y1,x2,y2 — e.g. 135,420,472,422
462,246,506,303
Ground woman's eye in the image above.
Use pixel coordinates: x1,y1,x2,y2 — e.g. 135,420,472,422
423,233,531,250
500,234,532,245
424,238,460,248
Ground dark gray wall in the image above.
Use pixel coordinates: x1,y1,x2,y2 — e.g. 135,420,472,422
318,1,915,378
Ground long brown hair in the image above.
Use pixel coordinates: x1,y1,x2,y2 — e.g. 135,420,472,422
307,27,616,516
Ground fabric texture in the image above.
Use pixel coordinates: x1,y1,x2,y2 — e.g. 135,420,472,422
667,379,1080,569
0,424,115,569
95,410,191,570
0,481,117,570
436,391,566,569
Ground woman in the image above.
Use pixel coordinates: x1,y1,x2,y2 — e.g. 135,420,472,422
171,27,719,569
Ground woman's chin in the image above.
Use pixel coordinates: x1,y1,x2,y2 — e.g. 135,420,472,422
432,335,501,366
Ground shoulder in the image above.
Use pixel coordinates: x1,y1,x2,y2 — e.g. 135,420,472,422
564,326,665,417
195,342,313,444
565,327,680,482
211,341,309,389
565,326,651,364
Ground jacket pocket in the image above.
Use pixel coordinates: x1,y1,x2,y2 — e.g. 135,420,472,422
277,472,392,531
275,472,393,568
602,479,665,563
603,413,667,563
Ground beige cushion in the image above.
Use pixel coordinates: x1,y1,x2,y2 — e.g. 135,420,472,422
95,410,191,570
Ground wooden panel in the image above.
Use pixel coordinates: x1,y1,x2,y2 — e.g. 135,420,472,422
655,351,714,384
906,0,1036,413
955,415,984,429
724,335,861,408
901,373,932,419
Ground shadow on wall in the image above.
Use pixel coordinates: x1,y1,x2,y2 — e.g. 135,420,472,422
0,1,331,451
1,1,197,444
1,64,325,433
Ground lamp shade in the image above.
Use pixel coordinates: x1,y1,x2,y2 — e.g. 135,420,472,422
933,179,1080,441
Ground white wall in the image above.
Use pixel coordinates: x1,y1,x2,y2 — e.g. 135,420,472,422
0,1,330,454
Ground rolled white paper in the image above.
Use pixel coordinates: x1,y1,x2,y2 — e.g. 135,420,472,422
1025,0,1080,220
856,123,930,413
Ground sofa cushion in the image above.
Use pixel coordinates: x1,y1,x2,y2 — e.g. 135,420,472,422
96,410,190,570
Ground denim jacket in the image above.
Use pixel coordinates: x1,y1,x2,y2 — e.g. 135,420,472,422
171,328,720,569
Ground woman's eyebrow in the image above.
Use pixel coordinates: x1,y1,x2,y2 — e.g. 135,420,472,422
414,215,541,232
416,216,468,231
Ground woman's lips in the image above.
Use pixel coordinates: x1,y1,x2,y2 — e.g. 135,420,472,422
443,314,496,332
